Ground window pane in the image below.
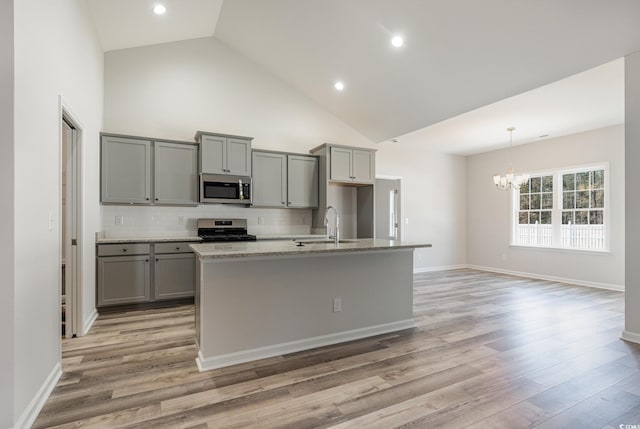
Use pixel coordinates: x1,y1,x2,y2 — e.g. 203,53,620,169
519,212,529,224
520,194,530,210
591,190,604,208
530,211,540,224
563,174,575,191
542,176,553,192
541,193,553,209
592,170,604,189
563,192,575,209
562,211,574,224
575,211,588,224
576,172,589,190
519,180,529,194
576,191,589,209
589,210,603,225
530,194,541,210
540,211,552,224
530,177,541,193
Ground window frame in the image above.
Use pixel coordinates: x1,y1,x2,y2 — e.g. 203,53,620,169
509,162,610,252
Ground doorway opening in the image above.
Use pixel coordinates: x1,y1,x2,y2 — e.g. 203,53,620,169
375,177,402,240
61,106,83,339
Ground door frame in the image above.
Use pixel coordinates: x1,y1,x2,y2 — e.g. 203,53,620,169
59,98,84,339
375,175,402,240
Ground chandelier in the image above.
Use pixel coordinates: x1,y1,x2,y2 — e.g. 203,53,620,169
492,127,529,190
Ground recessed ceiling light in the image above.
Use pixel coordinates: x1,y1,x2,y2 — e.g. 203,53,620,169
391,35,404,48
334,81,345,91
153,4,167,15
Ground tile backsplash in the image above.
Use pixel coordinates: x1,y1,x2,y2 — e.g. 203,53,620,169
101,205,313,238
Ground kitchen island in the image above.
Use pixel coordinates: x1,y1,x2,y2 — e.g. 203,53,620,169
190,239,431,371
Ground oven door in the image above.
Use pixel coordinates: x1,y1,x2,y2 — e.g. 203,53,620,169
200,174,251,204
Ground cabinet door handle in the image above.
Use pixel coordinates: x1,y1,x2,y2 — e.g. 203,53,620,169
155,198,159,201
145,197,150,201
176,247,181,250
122,248,127,252
155,258,159,262
145,259,149,262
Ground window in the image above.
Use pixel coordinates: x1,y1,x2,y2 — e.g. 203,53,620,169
512,165,607,251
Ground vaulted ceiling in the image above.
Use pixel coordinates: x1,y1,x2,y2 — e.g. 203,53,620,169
87,0,640,152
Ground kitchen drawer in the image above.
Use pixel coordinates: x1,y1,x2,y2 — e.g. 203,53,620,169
154,242,195,254
97,243,150,256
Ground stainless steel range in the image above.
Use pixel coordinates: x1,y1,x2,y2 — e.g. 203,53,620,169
197,218,257,242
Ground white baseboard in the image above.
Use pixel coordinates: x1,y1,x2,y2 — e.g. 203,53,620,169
413,264,467,273
621,330,640,344
82,308,98,336
13,363,61,429
196,319,416,372
467,264,624,292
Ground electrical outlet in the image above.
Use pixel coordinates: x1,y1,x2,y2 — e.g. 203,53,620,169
115,215,124,225
501,253,507,261
48,211,54,231
405,218,409,225
258,216,264,225
333,297,342,312
178,216,185,225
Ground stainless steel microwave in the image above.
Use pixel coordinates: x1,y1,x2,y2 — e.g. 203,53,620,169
199,174,251,204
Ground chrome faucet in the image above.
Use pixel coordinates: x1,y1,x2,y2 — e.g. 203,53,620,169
324,205,340,245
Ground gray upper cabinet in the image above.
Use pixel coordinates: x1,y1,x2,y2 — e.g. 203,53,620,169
252,151,287,207
154,141,198,205
351,149,375,183
288,155,319,208
101,136,152,204
329,146,375,184
197,132,252,176
101,134,199,206
329,147,353,182
252,151,318,208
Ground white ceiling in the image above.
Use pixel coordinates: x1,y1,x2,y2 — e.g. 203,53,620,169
86,0,639,153
394,58,624,155
86,0,223,52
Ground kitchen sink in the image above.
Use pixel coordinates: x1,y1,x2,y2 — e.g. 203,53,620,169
293,239,357,246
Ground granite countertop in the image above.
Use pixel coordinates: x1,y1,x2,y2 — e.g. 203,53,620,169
190,239,432,260
97,236,203,244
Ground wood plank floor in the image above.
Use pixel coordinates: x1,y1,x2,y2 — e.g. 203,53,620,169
34,269,640,428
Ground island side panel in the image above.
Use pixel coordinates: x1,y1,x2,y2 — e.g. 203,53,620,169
197,249,414,370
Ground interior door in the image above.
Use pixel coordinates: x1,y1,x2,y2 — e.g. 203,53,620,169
375,178,401,240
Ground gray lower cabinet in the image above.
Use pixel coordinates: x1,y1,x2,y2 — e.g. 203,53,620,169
97,242,195,307
252,151,318,208
97,255,151,306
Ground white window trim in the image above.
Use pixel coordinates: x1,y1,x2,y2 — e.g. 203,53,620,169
509,161,610,252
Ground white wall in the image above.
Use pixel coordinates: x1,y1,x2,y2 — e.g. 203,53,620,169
12,0,103,426
624,52,640,342
103,37,375,152
467,125,625,289
376,144,467,270
0,0,14,426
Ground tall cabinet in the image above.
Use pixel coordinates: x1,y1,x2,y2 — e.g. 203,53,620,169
309,144,376,239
